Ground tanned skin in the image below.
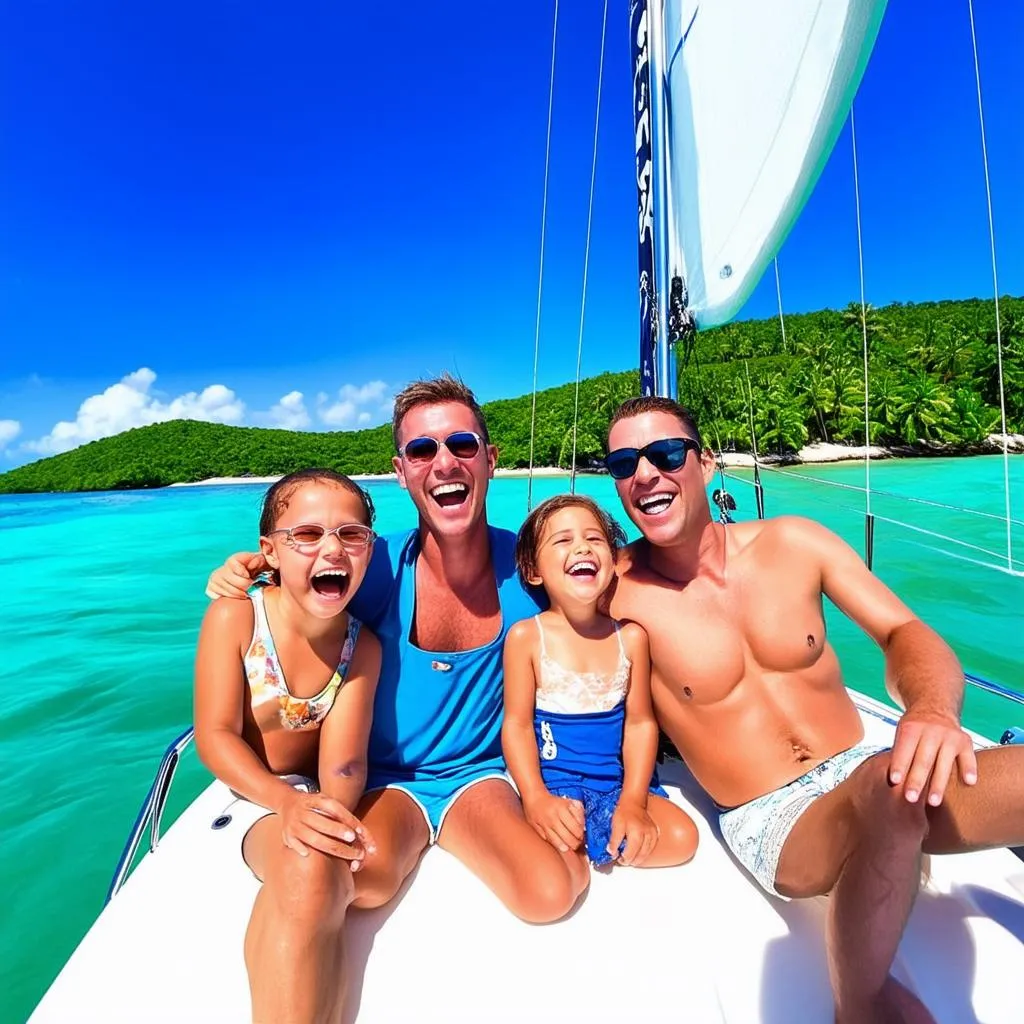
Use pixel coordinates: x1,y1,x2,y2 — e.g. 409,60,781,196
209,401,590,941
606,408,1024,1024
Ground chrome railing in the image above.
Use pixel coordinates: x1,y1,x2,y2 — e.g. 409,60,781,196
966,672,1024,711
106,726,194,904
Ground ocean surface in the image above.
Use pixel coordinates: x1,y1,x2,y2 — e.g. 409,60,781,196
2,456,1022,1022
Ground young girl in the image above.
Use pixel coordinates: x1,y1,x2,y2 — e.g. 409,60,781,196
194,467,382,881
502,494,698,868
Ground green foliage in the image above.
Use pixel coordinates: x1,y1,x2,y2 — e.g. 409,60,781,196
1,296,1020,494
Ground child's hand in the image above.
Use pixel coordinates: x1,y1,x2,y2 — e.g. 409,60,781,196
205,552,268,600
279,791,377,869
608,798,659,866
524,793,585,853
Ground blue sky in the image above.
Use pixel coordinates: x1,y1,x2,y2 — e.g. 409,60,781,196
1,1,1021,468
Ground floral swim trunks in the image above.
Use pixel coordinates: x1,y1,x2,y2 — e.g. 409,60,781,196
718,742,889,898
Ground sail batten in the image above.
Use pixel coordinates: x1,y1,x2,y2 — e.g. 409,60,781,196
661,0,888,329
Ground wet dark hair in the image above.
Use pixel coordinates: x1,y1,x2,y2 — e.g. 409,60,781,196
258,468,375,537
606,396,703,450
515,494,627,588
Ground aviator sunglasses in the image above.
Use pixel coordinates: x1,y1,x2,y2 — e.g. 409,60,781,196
603,437,702,480
269,523,376,551
398,430,484,463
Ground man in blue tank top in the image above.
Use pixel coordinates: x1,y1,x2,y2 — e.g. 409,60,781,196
208,376,589,1022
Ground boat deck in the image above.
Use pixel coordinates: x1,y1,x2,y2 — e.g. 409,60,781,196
30,694,1024,1022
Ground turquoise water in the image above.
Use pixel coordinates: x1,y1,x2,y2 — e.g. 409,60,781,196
2,457,1022,1022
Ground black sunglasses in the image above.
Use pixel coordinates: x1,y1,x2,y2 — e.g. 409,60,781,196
398,430,483,463
603,437,702,480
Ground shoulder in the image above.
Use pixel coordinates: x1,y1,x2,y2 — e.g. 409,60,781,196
504,616,538,649
743,515,840,556
618,619,649,655
201,594,254,635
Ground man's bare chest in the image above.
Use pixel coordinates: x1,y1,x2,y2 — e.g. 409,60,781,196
411,577,502,653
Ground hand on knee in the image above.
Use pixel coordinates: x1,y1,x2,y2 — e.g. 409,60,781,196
855,755,929,844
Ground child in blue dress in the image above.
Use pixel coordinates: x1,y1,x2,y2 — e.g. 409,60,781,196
502,494,698,868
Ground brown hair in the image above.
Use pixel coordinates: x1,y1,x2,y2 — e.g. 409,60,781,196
391,373,489,449
607,396,703,450
515,494,627,587
259,468,375,537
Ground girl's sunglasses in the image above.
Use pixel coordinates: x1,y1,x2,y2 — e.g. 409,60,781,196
603,437,702,480
270,523,375,551
398,430,484,463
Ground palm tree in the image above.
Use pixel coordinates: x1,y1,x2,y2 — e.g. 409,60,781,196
893,375,956,443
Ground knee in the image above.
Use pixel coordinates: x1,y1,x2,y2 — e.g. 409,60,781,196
351,850,412,910
853,755,929,842
663,813,699,864
509,859,587,925
270,850,354,930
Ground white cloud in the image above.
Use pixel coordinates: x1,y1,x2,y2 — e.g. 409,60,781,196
262,390,311,430
317,380,393,429
24,368,245,455
0,420,21,447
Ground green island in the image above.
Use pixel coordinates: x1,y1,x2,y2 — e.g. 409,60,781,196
2,296,1020,495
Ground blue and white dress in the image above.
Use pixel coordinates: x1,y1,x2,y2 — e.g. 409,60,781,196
532,616,666,865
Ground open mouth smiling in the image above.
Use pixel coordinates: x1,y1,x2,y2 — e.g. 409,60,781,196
311,568,349,600
430,482,469,508
635,492,675,516
566,559,599,578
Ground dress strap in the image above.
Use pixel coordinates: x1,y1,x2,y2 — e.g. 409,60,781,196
612,620,626,661
534,615,547,657
250,587,272,647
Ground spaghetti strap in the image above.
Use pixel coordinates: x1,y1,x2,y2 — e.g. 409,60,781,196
534,614,547,656
612,620,626,660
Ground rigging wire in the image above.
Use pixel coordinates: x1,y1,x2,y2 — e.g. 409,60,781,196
720,469,1023,574
773,258,788,354
739,463,1024,527
966,0,1013,571
850,106,873,529
527,0,560,512
569,0,609,492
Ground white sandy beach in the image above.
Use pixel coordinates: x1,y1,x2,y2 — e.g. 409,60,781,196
168,436,1023,489
168,466,571,488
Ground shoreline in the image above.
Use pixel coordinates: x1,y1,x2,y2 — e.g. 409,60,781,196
167,437,1023,489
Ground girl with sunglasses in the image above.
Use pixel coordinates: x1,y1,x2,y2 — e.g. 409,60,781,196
502,494,698,870
193,468,382,986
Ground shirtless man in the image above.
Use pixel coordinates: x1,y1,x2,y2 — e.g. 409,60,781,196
207,376,588,1023
604,395,1024,1024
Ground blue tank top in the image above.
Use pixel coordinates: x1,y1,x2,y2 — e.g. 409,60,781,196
349,526,542,784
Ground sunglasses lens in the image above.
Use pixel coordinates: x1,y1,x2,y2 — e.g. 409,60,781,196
648,439,688,472
290,525,326,546
404,437,440,462
604,449,639,480
445,432,481,459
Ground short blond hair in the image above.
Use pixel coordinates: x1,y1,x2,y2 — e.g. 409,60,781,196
391,373,490,449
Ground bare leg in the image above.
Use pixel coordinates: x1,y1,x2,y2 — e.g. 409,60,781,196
243,816,355,1024
438,778,590,923
774,753,933,1024
923,745,1024,852
640,795,699,868
349,788,430,910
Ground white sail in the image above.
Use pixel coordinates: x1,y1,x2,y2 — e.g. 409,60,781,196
661,0,887,328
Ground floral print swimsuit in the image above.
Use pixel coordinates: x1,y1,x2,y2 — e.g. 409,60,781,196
244,587,362,732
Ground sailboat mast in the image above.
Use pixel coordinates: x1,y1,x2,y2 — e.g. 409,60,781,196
630,0,677,401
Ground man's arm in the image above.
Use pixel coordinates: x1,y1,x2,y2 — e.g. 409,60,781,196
778,516,977,805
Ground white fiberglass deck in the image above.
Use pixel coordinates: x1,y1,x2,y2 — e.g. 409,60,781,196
31,693,1024,1023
